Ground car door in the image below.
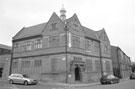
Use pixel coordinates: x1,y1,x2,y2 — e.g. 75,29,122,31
13,75,22,84
12,75,20,83
16,75,24,84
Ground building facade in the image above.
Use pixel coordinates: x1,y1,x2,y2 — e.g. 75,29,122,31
111,46,131,79
0,44,11,79
11,8,113,83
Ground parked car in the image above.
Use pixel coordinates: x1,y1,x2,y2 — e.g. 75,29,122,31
100,74,120,84
8,74,38,85
130,72,135,79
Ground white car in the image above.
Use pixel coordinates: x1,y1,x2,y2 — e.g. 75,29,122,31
8,74,38,85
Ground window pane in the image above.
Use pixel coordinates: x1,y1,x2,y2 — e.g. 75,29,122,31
95,60,101,71
85,39,92,51
51,58,57,72
50,23,58,31
35,39,42,49
49,35,59,47
35,60,42,67
86,59,93,72
94,42,99,52
22,61,30,67
12,61,18,68
72,35,80,48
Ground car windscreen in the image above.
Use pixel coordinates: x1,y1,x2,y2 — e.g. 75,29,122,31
23,75,30,78
107,75,115,79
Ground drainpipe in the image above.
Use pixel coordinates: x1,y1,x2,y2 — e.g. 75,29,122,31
64,25,69,83
9,40,14,75
99,41,103,77
117,47,121,79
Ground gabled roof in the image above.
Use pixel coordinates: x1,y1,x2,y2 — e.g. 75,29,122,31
82,26,98,40
0,44,12,50
42,12,64,34
13,22,47,40
95,30,102,39
95,28,110,42
13,12,63,40
67,14,98,40
12,12,105,42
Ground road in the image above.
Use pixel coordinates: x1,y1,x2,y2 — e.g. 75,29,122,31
0,79,135,89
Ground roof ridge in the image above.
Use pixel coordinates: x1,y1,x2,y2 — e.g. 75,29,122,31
0,44,12,50
82,26,98,40
25,22,47,28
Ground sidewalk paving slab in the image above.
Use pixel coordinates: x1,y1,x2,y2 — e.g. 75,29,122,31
39,81,100,87
39,78,130,87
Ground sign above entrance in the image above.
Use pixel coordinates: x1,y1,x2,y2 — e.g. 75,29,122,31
73,57,82,62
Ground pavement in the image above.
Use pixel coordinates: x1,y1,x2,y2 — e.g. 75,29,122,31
39,81,100,87
39,78,130,87
0,77,129,87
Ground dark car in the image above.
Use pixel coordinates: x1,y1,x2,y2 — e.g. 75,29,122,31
100,75,120,84
130,72,135,79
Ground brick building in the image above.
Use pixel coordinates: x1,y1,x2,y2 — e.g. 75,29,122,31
0,44,11,79
11,8,113,83
111,46,131,79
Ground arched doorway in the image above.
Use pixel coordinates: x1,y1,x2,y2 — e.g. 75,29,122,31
75,66,81,81
0,67,3,78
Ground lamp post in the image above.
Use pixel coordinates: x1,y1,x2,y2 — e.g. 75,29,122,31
64,25,68,83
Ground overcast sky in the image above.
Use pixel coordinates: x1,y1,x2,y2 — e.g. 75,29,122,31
0,0,135,61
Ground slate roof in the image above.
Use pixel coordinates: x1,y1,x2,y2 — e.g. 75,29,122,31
66,14,98,40
13,13,99,41
0,44,12,50
13,22,47,40
82,26,98,40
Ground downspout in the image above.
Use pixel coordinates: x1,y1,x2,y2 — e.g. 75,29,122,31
117,47,121,79
99,41,103,77
64,25,69,83
9,40,14,75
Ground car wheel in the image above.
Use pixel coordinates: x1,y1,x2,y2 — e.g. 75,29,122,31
9,80,14,84
24,81,28,85
110,81,113,84
117,80,120,83
101,82,104,84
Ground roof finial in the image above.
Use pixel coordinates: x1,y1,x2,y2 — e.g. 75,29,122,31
60,4,66,22
62,4,64,9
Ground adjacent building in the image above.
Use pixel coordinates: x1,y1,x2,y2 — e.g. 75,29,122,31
11,8,113,83
111,46,131,79
0,44,11,79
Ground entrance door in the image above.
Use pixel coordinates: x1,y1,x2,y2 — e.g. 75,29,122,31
75,66,81,81
0,67,3,78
